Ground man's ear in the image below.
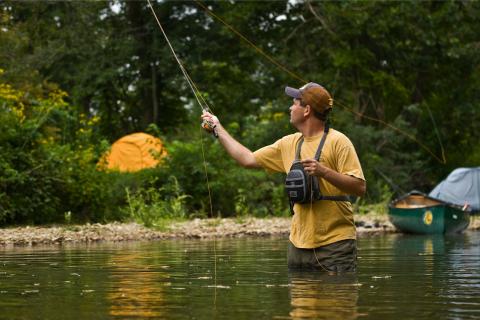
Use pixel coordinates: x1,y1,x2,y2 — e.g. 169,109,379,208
303,104,312,117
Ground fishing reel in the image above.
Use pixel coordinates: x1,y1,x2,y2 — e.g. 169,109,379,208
202,118,218,138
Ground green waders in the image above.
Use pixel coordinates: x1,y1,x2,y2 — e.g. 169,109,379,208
287,239,357,273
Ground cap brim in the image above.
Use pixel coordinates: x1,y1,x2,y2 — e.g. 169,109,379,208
285,86,301,99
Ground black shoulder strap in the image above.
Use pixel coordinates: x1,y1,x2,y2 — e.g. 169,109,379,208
291,129,351,203
295,137,304,160
295,124,329,161
319,195,351,201
314,123,329,161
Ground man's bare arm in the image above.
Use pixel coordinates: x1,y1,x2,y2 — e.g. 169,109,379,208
202,112,261,169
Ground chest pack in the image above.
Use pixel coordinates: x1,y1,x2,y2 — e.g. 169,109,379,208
285,125,350,214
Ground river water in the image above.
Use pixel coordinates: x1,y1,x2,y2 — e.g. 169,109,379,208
1,232,479,319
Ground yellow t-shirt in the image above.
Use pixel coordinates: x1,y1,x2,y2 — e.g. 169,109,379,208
253,129,365,249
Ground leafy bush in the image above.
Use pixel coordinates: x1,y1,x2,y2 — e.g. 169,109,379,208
0,67,412,226
159,114,291,218
125,175,191,229
0,73,125,224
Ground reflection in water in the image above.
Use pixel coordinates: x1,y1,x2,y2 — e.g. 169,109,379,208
1,235,480,319
107,248,166,318
288,271,360,320
357,232,480,320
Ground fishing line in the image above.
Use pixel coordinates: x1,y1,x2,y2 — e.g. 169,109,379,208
146,0,218,291
425,102,446,163
19,104,56,151
199,125,218,304
194,0,307,84
147,0,211,114
193,0,446,164
183,68,215,114
334,100,446,164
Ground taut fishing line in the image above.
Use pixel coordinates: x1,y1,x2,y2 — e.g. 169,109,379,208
193,0,446,165
334,100,446,164
146,0,219,296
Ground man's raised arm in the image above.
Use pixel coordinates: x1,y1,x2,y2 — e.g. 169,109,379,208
201,112,261,169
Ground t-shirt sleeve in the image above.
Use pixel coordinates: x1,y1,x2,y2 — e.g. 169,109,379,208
336,143,365,181
253,139,286,173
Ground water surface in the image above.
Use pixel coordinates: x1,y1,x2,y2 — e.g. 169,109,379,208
1,232,479,319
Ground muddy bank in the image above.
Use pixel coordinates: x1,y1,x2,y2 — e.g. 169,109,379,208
1,214,479,246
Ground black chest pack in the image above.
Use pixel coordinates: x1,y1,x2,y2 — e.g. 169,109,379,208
285,124,350,214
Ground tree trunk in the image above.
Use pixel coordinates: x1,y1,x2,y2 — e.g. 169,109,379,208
125,1,153,128
152,63,159,124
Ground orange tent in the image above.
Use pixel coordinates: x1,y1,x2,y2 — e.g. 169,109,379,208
98,133,167,172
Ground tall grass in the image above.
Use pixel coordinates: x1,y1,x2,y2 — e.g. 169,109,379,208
125,176,191,229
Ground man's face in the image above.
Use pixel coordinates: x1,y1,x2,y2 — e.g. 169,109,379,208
289,98,305,125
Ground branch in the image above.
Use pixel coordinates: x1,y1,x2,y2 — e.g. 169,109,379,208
306,0,335,37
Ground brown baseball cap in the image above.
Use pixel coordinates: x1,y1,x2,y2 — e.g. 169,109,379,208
285,82,333,113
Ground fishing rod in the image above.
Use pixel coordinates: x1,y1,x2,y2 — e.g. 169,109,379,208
146,0,219,295
146,0,217,137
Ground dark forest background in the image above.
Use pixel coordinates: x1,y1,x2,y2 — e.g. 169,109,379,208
1,1,479,225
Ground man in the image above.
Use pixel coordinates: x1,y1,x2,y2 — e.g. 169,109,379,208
201,82,366,273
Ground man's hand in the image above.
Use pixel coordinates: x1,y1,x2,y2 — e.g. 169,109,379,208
301,159,326,177
301,158,366,196
200,111,260,168
201,111,220,131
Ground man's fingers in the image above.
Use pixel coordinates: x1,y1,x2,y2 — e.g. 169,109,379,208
300,159,319,175
301,160,316,169
202,111,212,118
201,112,218,124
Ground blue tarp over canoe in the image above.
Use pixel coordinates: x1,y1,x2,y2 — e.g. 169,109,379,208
429,167,480,212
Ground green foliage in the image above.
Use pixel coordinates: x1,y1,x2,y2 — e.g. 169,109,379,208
1,1,480,225
161,128,290,218
356,185,393,216
125,175,190,229
0,74,124,224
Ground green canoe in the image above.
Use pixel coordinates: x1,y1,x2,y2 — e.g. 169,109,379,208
388,191,470,234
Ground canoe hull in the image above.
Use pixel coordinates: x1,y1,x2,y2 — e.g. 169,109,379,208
389,205,470,234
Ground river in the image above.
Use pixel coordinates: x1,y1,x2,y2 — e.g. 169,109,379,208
1,232,479,319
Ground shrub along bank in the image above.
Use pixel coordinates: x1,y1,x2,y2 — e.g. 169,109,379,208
3,2,480,228
0,76,291,226
0,73,390,227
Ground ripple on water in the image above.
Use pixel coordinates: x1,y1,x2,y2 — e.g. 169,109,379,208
0,234,479,319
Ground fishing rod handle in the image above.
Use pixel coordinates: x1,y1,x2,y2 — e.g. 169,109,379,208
202,119,218,138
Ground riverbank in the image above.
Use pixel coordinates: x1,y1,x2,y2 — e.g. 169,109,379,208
1,214,479,246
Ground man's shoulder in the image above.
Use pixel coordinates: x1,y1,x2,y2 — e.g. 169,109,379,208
280,132,302,142
329,128,353,144
327,129,353,150
256,132,301,152
267,132,302,152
